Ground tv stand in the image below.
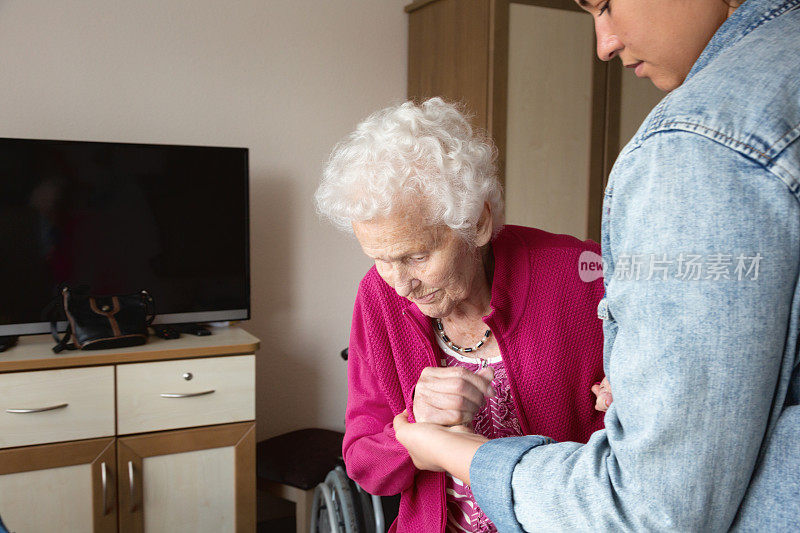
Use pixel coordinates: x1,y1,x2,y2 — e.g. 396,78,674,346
0,336,18,352
0,326,259,531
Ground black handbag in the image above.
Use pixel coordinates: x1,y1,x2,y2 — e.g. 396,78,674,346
51,287,156,353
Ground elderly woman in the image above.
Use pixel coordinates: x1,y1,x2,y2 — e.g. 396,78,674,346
315,97,605,532
394,1,800,531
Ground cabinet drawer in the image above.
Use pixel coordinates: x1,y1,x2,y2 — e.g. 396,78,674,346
0,366,115,448
117,355,254,434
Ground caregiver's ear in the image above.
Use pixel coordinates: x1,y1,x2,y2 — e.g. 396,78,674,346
475,202,493,247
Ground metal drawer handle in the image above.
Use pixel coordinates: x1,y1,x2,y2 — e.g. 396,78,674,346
128,461,137,513
101,461,110,516
6,402,68,414
160,390,215,398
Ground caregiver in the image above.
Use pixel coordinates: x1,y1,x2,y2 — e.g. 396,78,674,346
394,0,800,531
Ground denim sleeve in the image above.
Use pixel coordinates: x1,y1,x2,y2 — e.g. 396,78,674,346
470,436,555,532
470,132,800,531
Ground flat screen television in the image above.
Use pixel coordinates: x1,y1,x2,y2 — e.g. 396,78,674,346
0,137,250,337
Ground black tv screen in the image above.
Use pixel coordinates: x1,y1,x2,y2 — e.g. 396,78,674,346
0,137,250,336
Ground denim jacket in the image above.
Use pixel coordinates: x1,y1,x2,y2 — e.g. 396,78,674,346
470,0,800,531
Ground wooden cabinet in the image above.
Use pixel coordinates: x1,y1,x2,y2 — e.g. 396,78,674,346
0,327,259,533
406,0,663,241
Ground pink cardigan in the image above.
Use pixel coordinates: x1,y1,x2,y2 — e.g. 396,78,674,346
343,225,605,532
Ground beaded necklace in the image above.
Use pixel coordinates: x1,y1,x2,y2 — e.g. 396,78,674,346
434,318,492,356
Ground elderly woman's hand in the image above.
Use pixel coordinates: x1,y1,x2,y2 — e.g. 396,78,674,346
412,366,495,426
591,377,613,412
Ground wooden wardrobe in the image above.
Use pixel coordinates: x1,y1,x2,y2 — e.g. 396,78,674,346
406,0,663,241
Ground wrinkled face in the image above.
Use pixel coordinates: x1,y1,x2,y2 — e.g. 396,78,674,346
352,205,485,319
576,0,735,91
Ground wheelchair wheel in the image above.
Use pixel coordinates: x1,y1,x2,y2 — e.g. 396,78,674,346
352,480,375,533
310,465,388,532
311,466,358,533
311,482,339,533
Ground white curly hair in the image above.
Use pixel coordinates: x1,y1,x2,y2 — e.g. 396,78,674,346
314,97,504,242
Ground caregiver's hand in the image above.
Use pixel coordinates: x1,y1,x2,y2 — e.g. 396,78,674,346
591,377,613,412
393,410,487,482
413,366,495,426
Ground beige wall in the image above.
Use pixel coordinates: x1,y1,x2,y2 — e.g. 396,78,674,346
0,0,407,440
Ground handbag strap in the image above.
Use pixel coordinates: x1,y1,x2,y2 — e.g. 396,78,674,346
142,290,156,326
49,287,77,353
51,321,76,354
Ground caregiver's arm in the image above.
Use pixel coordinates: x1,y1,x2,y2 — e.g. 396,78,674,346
393,411,488,482
469,133,800,532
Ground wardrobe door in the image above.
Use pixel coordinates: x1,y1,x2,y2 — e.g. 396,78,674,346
407,0,491,130
503,3,597,239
